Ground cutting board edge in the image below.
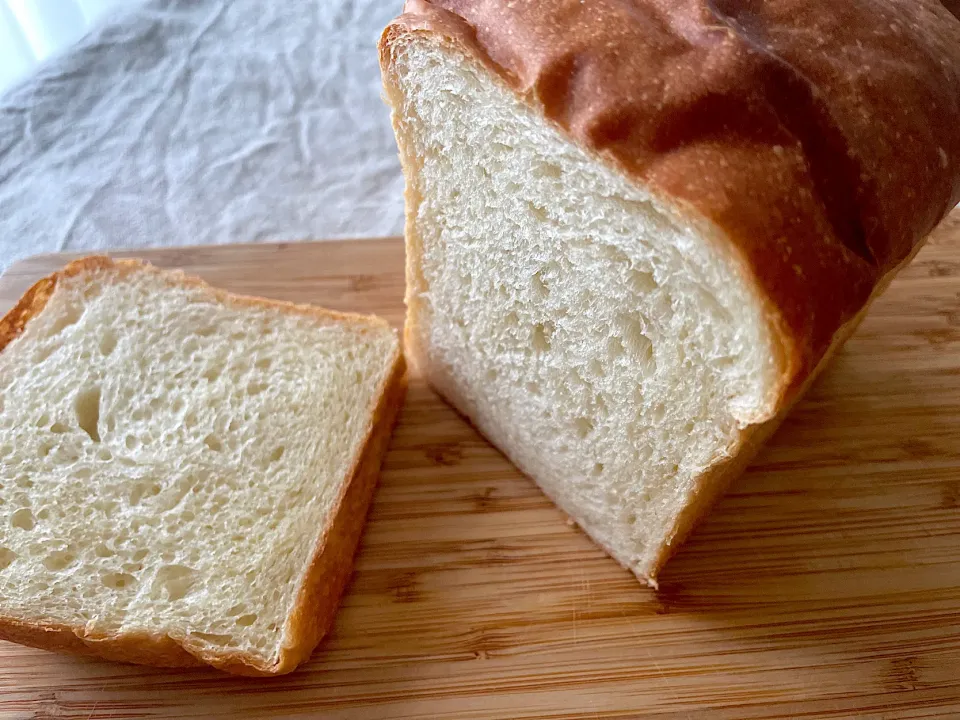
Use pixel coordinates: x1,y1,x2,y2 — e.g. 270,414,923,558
2,237,406,278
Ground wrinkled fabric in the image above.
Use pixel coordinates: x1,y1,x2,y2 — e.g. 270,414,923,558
0,0,406,270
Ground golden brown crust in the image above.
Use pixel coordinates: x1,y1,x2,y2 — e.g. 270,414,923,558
0,614,211,667
0,255,407,676
0,256,121,353
383,0,960,395
646,221,936,581
271,353,407,676
382,2,960,584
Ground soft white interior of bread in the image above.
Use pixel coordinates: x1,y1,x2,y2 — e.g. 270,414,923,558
386,40,781,580
0,267,397,665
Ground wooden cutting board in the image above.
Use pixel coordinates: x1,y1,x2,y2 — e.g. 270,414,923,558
3,215,960,719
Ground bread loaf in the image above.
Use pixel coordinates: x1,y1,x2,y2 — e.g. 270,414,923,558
0,257,406,674
380,0,960,585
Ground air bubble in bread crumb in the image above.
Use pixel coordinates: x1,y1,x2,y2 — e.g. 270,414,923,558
608,335,625,359
102,572,136,590
43,551,75,571
574,417,594,438
627,268,657,294
0,548,16,570
129,483,148,506
99,329,117,356
532,322,552,352
153,565,196,602
532,270,549,299
11,508,34,531
75,386,101,443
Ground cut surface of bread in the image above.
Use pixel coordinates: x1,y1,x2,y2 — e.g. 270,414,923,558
0,257,405,675
383,38,782,585
380,0,960,585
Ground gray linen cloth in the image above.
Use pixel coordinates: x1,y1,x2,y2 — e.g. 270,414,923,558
0,0,406,270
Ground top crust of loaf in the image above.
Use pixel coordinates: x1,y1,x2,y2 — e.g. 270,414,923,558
381,0,960,399
0,257,407,675
0,256,398,354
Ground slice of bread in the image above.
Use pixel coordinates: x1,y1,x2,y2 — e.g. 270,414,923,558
379,1,960,585
0,257,406,675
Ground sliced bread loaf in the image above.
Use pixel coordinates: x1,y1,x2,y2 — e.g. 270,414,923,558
0,257,406,675
380,0,960,585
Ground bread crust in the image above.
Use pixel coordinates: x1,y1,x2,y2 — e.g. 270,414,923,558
647,234,930,581
0,256,407,675
380,1,960,584
382,0,960,394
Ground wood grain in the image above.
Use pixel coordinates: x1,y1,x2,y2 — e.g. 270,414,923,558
2,215,960,719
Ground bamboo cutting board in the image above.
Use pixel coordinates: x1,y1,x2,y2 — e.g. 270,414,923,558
3,213,960,719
